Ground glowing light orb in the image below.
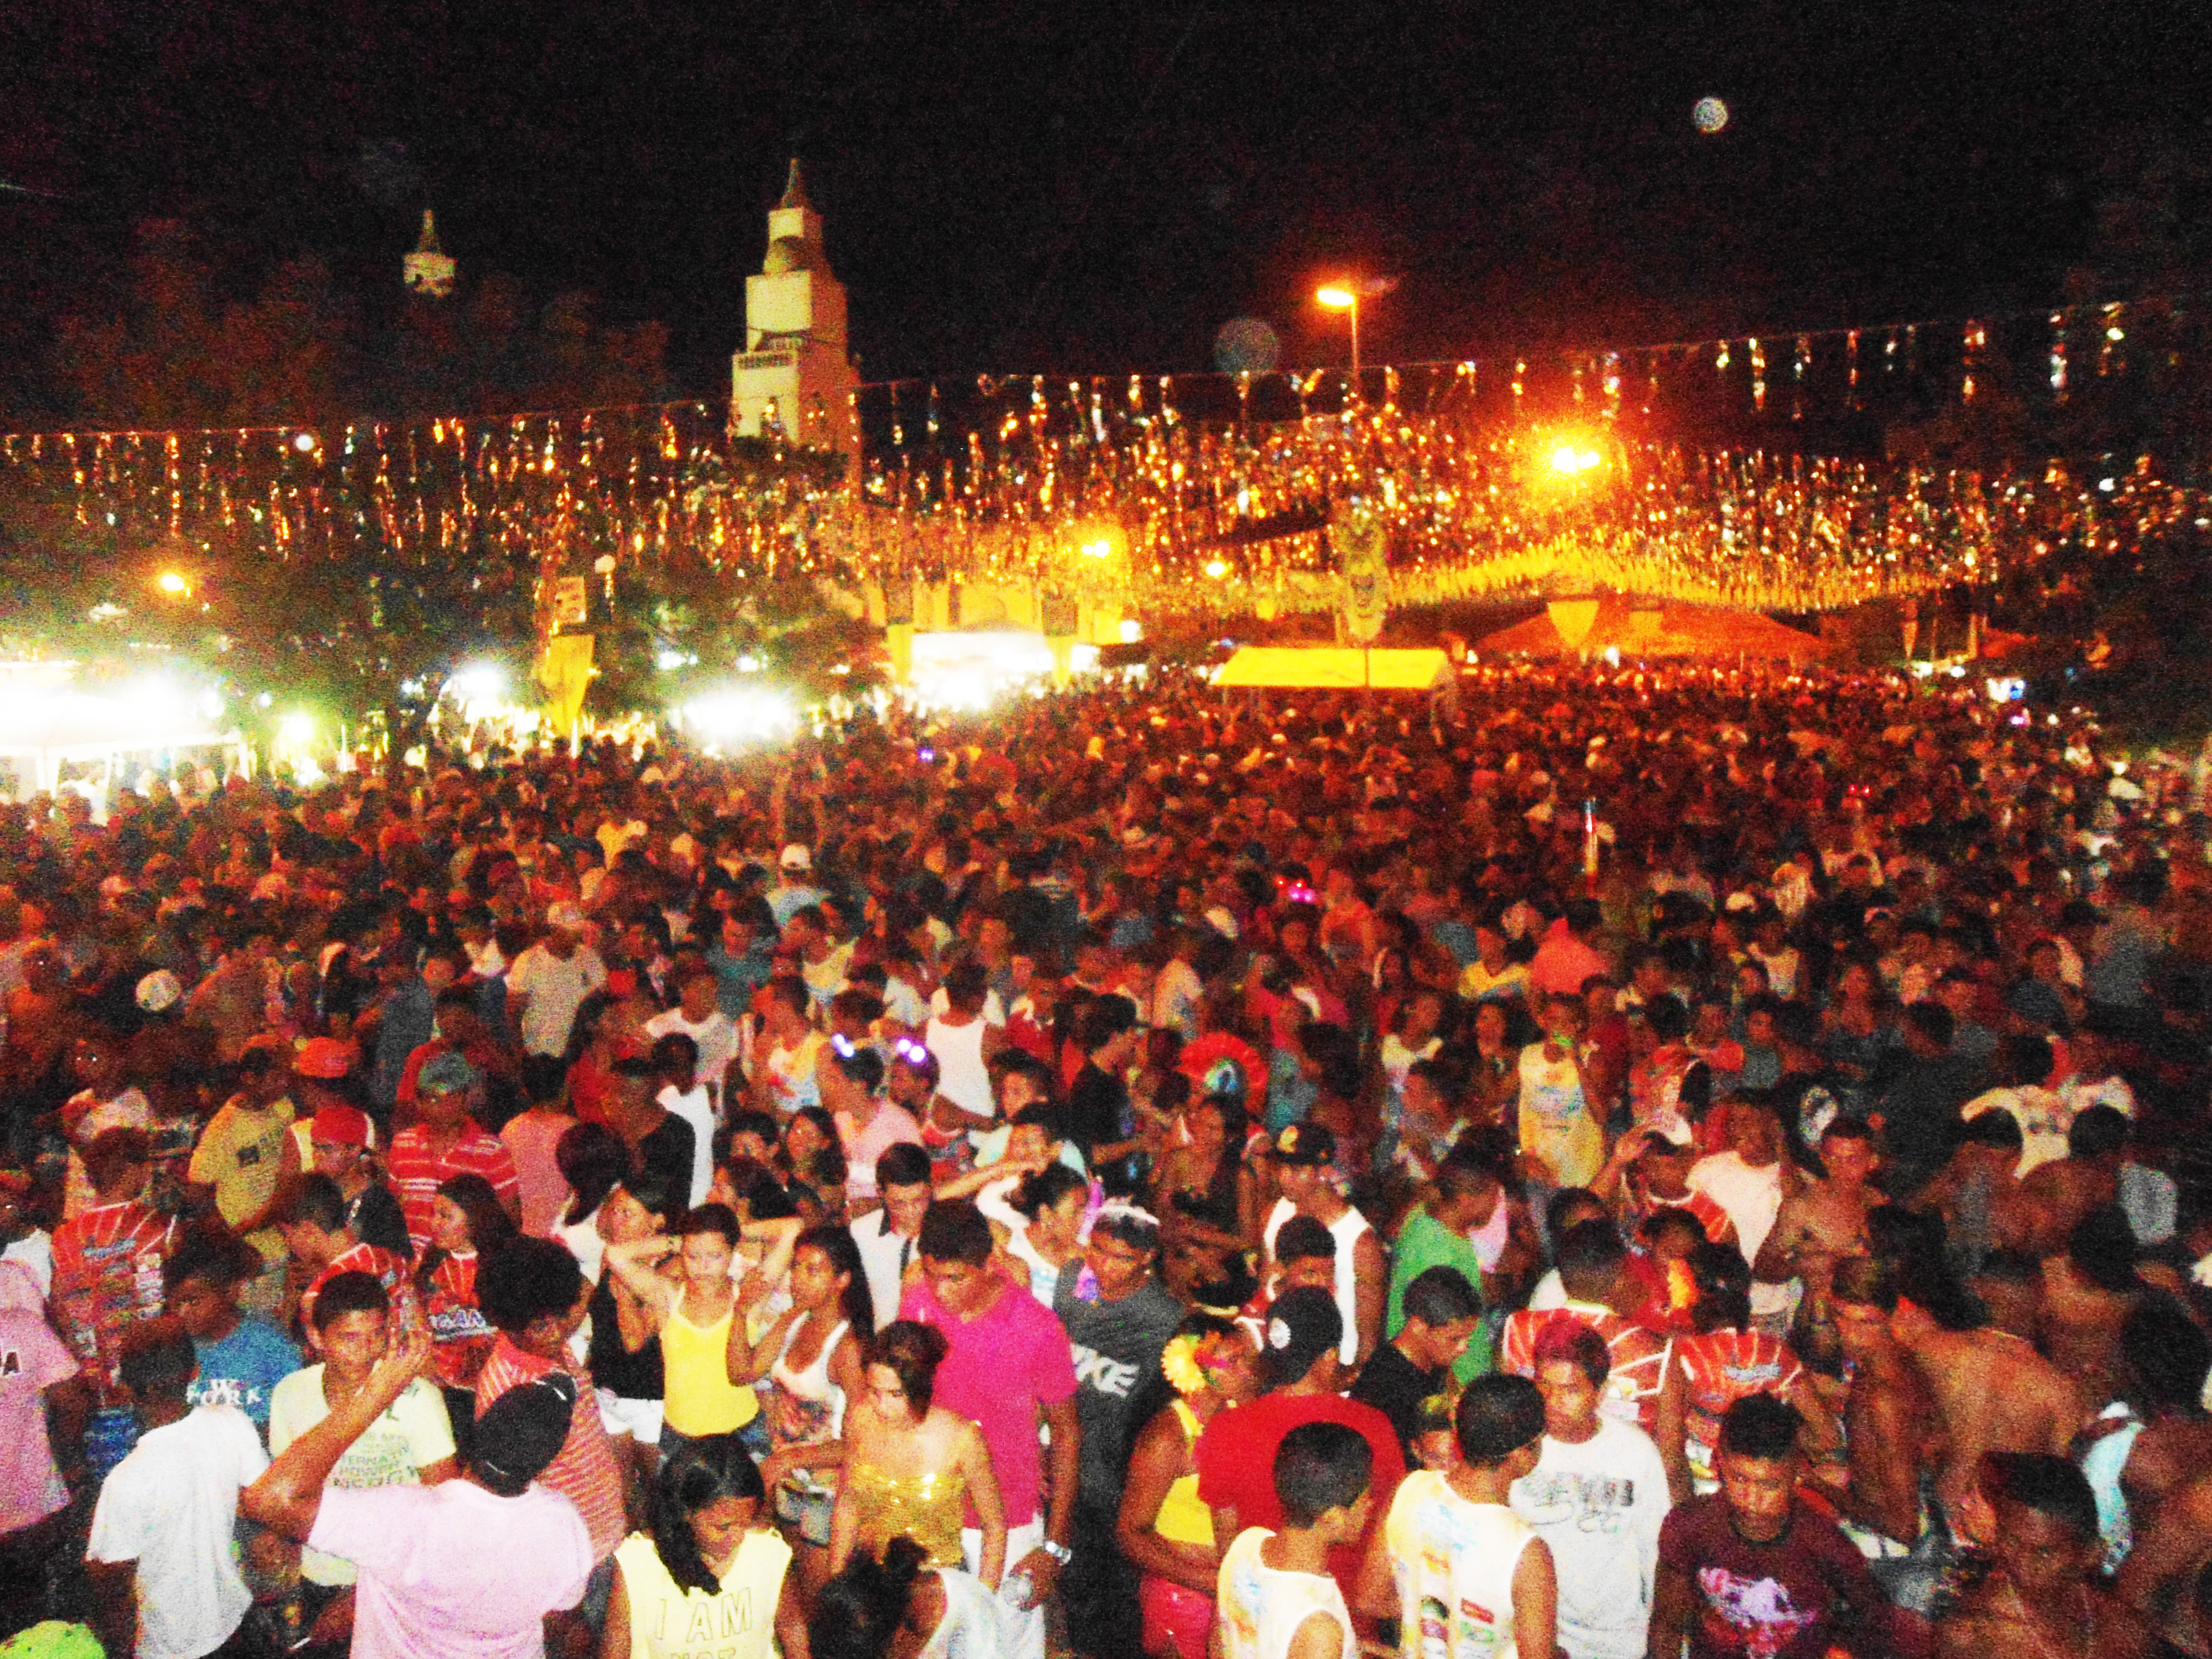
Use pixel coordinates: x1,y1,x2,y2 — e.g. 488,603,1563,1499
1214,317,1280,375
1693,97,1729,133
291,431,316,452
1204,559,1229,579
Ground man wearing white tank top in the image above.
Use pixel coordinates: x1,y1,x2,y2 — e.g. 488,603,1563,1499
1216,1420,1375,1659
925,962,1003,1130
1264,1123,1385,1366
1363,1374,1559,1659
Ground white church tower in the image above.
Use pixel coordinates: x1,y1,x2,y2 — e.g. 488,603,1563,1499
732,160,859,469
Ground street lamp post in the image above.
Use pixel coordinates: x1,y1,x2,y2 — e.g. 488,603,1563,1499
1316,284,1361,386
1316,276,1396,399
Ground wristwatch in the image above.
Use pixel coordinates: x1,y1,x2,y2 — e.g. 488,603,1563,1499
1040,1540,1073,1565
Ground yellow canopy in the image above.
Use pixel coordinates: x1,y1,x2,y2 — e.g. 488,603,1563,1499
1210,646,1451,690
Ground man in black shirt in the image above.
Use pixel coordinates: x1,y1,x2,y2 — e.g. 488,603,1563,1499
611,1054,695,1203
1349,1265,1483,1462
1062,994,1144,1194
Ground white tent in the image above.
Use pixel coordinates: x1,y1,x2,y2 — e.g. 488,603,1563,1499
0,663,243,807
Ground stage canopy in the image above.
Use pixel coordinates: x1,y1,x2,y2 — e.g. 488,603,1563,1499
1211,646,1453,690
1475,598,1831,665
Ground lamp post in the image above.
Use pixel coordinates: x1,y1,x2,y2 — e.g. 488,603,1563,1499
1316,276,1396,396
1316,284,1361,384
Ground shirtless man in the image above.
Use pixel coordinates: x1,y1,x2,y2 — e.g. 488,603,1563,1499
2039,1206,2164,1410
1754,1118,1880,1312
1824,1255,1942,1548
2018,1104,2127,1258
1894,1271,2088,1539
1936,1452,2143,1659
1917,1109,2036,1273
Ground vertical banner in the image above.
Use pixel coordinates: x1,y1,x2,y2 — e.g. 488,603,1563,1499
536,633,595,743
1041,592,1079,687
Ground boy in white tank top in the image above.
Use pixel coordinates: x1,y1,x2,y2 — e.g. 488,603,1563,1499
1217,1420,1376,1659
1363,1374,1558,1659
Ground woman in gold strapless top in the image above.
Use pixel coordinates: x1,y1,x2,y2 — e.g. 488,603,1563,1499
827,1319,1008,1588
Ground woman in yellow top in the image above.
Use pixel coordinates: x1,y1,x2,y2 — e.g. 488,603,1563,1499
602,1433,806,1659
1115,1313,1264,1659
827,1319,1006,1589
604,1204,801,1443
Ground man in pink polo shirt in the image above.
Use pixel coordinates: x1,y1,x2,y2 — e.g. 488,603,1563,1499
900,1198,1079,1659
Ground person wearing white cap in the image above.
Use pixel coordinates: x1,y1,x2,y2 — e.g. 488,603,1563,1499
505,905,608,1060
769,844,826,928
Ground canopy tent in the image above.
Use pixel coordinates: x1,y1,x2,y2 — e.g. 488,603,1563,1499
0,664,243,807
1211,646,1453,691
1474,597,1831,664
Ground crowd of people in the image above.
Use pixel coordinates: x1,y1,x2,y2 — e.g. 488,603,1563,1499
0,657,2210,1659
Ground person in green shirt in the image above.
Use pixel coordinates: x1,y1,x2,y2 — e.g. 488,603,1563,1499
1385,1147,1528,1384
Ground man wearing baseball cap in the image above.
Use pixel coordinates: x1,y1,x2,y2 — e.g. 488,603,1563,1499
384,1052,519,1254
1194,1286,1404,1620
768,844,826,928
1262,1121,1385,1368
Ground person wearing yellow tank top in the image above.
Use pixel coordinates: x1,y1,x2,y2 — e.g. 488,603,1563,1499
603,1433,805,1659
603,1206,805,1442
1118,1316,1265,1659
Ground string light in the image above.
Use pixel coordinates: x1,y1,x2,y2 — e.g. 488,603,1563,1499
0,296,2205,634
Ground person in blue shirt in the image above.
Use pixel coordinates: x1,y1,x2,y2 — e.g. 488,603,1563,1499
163,1231,301,1438
707,902,780,1018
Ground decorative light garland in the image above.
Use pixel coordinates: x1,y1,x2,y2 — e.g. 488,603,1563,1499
0,290,2204,625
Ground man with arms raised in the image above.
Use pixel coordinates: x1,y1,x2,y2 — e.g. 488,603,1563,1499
246,1324,594,1659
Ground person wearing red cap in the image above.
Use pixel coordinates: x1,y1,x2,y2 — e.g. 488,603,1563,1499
301,1104,411,1258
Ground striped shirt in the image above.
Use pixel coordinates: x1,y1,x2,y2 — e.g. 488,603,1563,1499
1499,1302,1671,1437
386,1126,520,1253
476,1336,627,1562
51,1200,175,1404
303,1242,424,1339
1674,1328,1805,1488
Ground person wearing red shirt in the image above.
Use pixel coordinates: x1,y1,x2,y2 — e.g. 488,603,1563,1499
283,1174,426,1339
52,1127,175,1411
1531,901,1612,1000
1498,1222,1671,1438
1196,1287,1405,1621
474,1237,628,1567
385,1053,520,1253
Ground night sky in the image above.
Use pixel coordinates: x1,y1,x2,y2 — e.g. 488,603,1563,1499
0,0,2204,403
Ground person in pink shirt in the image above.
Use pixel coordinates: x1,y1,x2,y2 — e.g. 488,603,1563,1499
826,1045,924,1209
498,1058,577,1238
899,1199,1079,1659
244,1324,594,1659
0,1258,81,1630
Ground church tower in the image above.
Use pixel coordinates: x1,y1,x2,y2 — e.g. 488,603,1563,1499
402,208,456,298
732,161,859,469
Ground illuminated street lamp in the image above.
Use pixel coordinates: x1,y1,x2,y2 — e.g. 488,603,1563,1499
1315,276,1396,390
156,571,192,598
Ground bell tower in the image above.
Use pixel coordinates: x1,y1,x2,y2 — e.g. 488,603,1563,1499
732,160,859,469
402,208,456,298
